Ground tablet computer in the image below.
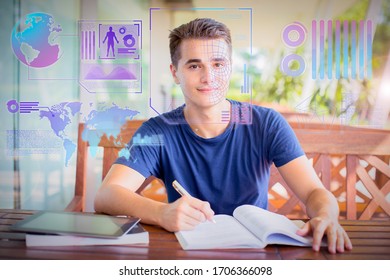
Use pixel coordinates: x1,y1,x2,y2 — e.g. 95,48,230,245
11,211,140,238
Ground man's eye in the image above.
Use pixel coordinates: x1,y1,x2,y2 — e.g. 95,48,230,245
214,62,225,68
189,64,200,69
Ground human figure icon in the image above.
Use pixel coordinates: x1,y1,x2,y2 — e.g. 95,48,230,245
103,26,119,57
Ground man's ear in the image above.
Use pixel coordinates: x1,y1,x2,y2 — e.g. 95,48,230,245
170,64,180,84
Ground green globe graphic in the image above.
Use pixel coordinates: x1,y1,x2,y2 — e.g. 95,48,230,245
11,12,62,68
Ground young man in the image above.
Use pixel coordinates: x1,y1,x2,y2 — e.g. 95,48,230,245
94,18,352,254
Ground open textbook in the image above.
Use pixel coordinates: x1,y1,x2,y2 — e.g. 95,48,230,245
26,223,149,247
175,205,316,250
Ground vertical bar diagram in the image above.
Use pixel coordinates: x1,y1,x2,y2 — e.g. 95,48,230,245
359,20,365,79
319,20,325,79
351,21,357,79
335,20,340,79
92,31,96,59
343,20,349,78
327,20,332,79
312,20,317,79
89,30,92,59
367,20,372,79
310,19,371,80
84,31,88,60
81,30,96,60
81,31,84,60
241,64,250,93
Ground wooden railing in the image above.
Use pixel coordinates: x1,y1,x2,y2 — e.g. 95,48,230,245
269,121,390,220
68,120,390,220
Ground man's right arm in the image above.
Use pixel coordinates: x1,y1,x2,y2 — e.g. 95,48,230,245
94,164,214,232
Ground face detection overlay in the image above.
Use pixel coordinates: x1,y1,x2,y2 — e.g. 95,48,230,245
149,8,253,125
182,39,232,107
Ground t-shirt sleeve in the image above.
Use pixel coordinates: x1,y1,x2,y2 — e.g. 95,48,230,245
114,121,163,178
265,109,304,167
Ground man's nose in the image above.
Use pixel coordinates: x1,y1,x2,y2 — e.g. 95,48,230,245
200,66,215,84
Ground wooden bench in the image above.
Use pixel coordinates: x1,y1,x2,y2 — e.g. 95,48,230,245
67,119,390,220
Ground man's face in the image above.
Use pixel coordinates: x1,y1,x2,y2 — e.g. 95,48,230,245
170,38,232,108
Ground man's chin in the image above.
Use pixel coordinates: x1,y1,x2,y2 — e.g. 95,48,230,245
186,97,227,108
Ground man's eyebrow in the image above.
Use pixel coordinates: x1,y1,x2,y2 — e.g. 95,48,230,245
184,59,202,65
184,57,227,65
211,57,227,62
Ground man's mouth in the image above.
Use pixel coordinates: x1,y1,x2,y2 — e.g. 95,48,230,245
197,87,217,93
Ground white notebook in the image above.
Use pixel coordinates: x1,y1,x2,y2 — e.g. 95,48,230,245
175,205,315,250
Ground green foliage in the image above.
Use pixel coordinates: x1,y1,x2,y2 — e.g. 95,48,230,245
228,0,388,126
253,51,304,105
228,49,305,106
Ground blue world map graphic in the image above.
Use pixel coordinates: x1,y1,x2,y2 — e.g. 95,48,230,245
39,102,139,166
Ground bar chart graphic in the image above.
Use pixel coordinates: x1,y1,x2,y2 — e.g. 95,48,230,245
241,64,250,94
311,20,372,79
282,20,373,80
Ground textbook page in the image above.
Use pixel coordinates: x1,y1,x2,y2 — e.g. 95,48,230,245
175,214,263,250
233,205,312,247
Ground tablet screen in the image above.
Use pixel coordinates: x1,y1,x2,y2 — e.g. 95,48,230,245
11,211,140,238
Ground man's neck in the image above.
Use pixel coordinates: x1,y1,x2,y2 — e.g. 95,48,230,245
183,99,231,138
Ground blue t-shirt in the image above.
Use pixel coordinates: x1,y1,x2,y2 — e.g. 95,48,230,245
115,100,304,215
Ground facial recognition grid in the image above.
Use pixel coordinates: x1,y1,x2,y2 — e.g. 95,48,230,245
149,7,253,125
198,39,232,106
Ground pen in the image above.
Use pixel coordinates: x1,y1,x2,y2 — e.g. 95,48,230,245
172,180,216,223
172,180,192,197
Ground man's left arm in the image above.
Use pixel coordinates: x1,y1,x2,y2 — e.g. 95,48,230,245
277,155,353,254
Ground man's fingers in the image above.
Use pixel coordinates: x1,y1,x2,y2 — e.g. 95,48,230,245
178,197,207,223
181,213,205,229
186,196,215,222
162,198,207,232
311,220,327,251
336,228,345,253
296,222,311,236
163,196,216,232
304,217,353,254
326,226,337,254
344,231,353,250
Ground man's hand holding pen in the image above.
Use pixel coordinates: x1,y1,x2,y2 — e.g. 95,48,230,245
157,180,215,232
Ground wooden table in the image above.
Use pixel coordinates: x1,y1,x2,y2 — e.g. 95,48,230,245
0,209,389,260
